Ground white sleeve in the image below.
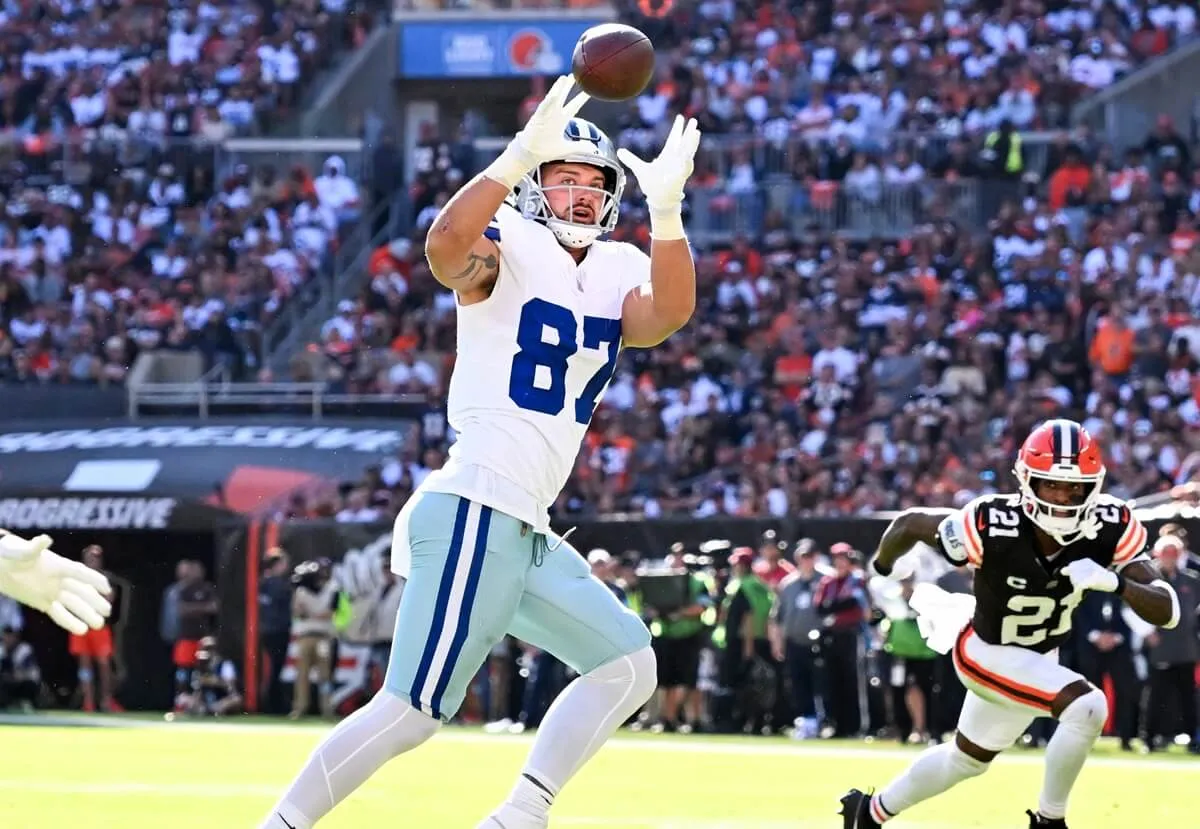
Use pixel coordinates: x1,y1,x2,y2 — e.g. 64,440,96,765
618,243,651,300
490,202,539,249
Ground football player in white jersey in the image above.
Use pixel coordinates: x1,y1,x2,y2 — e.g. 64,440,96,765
261,76,701,829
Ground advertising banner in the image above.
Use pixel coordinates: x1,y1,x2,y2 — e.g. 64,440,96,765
397,19,604,78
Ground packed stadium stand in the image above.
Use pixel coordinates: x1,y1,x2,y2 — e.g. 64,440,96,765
261,1,1200,525
0,0,385,385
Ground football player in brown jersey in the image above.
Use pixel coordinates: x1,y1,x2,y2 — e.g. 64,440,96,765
840,419,1179,829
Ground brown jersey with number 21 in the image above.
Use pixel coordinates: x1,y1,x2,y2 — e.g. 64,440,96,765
934,492,1148,654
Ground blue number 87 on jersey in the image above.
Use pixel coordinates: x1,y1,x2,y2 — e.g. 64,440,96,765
508,298,622,425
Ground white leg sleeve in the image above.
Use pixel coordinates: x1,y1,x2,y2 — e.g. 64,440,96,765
870,743,988,822
260,690,441,828
528,646,657,787
479,646,657,828
1038,688,1107,820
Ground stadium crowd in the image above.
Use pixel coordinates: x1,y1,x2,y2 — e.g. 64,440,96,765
619,0,1197,140
267,0,1200,525
0,0,1195,530
305,107,1200,527
0,0,381,385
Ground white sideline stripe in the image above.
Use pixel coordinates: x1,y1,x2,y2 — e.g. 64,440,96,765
439,732,1197,773
3,718,1195,773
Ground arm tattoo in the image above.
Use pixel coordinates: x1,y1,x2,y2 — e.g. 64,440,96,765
453,251,497,283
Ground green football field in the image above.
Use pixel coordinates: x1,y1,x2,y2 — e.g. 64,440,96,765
0,717,1195,827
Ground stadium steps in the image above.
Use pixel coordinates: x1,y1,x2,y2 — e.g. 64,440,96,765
1073,38,1200,150
271,21,398,139
263,198,404,377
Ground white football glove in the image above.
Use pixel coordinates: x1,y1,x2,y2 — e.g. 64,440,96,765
0,532,113,635
616,114,702,240
1062,558,1119,594
484,75,591,189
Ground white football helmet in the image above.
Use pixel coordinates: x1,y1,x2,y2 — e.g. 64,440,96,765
512,117,625,249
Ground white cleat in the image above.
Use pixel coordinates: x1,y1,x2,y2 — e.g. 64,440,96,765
483,718,514,734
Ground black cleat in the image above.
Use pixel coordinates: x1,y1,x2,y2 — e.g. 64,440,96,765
1026,810,1068,829
838,788,881,828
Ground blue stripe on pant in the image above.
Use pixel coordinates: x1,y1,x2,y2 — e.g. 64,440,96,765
407,498,492,720
430,506,492,712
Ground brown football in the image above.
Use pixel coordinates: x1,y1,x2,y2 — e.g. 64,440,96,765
571,23,655,102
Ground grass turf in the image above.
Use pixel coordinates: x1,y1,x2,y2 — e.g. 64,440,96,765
0,716,1195,827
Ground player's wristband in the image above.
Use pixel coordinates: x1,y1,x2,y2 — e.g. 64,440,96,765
482,142,537,191
648,205,686,241
1113,570,1127,596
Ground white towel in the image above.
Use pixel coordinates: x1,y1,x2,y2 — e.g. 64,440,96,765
909,583,977,655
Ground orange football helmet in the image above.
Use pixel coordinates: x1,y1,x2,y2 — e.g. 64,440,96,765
1013,419,1106,545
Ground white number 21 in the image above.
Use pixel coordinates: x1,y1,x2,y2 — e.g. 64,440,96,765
987,508,1020,538
1000,593,1083,647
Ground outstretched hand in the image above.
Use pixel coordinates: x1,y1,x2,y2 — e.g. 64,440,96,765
616,114,701,212
0,531,113,635
512,75,592,166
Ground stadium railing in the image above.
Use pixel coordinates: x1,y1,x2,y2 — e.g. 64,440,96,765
261,195,408,372
683,178,990,244
127,376,430,420
1072,39,1200,152
216,137,371,183
473,131,1063,185
211,136,376,366
9,133,369,203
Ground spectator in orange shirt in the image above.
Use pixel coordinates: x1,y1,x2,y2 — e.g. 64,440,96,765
715,236,763,278
774,336,813,402
1048,145,1091,211
368,239,412,279
1089,307,1136,379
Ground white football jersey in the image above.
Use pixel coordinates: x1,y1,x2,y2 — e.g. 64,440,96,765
420,204,650,531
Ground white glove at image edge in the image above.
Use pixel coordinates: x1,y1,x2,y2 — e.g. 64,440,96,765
0,531,113,635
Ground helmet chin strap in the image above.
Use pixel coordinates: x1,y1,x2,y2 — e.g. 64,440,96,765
546,215,603,249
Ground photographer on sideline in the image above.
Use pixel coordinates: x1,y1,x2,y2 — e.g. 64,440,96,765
178,636,243,717
290,558,338,719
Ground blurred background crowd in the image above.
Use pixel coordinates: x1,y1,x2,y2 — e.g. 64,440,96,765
0,0,384,385
288,0,1200,525
224,525,1197,752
